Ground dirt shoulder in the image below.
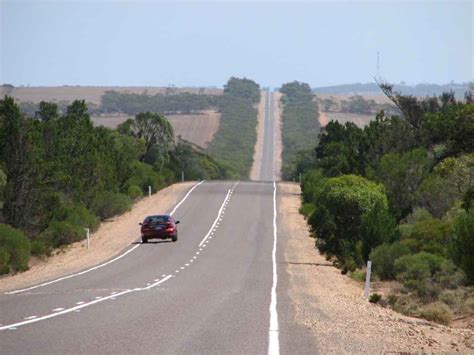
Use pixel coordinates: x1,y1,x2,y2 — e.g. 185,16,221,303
278,182,473,352
250,92,265,180
0,182,195,293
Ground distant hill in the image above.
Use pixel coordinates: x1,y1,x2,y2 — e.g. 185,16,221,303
313,82,472,98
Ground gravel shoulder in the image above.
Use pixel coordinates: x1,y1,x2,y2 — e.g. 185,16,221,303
278,182,474,352
0,182,195,293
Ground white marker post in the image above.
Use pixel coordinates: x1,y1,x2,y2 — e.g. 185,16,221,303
181,171,184,182
364,260,372,299
148,185,151,197
84,228,90,250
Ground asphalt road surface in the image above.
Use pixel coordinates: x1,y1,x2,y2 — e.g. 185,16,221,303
259,91,276,182
0,92,316,354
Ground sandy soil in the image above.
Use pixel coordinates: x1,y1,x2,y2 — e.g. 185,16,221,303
318,111,330,127
250,94,266,180
92,110,220,149
273,92,282,181
0,182,195,293
278,182,474,352
1,86,223,104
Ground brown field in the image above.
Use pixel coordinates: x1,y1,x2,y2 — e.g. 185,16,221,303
322,111,374,128
0,86,223,104
92,110,220,149
316,93,391,105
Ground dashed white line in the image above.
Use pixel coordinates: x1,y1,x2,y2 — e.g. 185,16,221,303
75,301,85,305
0,276,173,330
23,316,37,320
52,308,64,312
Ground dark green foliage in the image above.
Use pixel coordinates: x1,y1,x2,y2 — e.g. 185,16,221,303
279,81,320,180
101,91,218,115
301,169,327,203
0,224,31,272
38,220,84,249
369,293,382,303
30,240,49,257
450,209,474,284
309,174,391,266
55,203,100,232
223,77,261,104
91,192,132,220
127,185,143,200
370,242,410,280
206,91,258,179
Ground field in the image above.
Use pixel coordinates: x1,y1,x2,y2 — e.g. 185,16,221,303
0,86,223,104
92,110,220,149
320,111,374,128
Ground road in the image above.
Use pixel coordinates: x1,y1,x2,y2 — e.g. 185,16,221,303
0,91,315,354
258,91,276,181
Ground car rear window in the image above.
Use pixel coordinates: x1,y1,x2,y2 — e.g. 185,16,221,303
145,216,169,224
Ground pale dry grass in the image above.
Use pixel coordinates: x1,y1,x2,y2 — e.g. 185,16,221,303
92,110,220,149
0,182,195,293
1,86,223,104
278,182,474,352
324,111,374,127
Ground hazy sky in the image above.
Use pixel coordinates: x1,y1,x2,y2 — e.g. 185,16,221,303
1,0,472,88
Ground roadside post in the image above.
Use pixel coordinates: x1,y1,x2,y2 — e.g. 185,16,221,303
181,171,184,182
364,260,372,299
148,185,151,197
85,228,90,249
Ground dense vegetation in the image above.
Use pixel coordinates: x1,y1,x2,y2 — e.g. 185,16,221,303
279,81,321,180
0,97,230,274
298,84,474,323
206,78,260,178
101,91,219,115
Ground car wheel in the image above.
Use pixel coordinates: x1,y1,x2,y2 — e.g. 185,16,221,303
172,235,178,242
142,237,148,243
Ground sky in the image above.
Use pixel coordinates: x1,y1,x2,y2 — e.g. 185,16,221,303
0,0,472,88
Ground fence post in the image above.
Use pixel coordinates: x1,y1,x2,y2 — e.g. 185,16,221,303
181,171,184,182
85,228,90,249
148,185,151,197
364,260,372,299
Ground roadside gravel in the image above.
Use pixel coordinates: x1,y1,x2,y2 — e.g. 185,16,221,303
0,182,195,293
278,182,474,353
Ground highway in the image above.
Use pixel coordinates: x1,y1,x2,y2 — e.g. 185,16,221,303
0,91,316,354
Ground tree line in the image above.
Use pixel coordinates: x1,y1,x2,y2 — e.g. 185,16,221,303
297,84,473,324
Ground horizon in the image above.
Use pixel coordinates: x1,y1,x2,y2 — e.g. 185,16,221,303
1,1,472,87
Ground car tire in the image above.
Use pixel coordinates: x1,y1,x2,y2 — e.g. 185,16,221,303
142,237,148,243
172,235,178,242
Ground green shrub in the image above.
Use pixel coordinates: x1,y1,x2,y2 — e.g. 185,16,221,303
349,269,366,282
30,240,50,257
418,302,452,325
38,220,84,248
127,184,143,200
91,191,132,220
0,247,10,274
369,293,382,303
0,224,31,272
126,161,164,195
56,203,100,232
299,203,316,219
450,209,474,285
370,242,410,280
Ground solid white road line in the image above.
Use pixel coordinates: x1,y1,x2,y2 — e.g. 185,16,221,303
0,276,173,331
5,181,204,295
268,181,280,355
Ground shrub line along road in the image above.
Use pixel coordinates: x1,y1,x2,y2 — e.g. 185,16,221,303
0,91,308,354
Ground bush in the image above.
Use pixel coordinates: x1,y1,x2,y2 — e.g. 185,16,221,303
370,242,410,280
450,209,474,285
91,191,132,220
349,269,366,282
38,220,84,248
127,184,143,200
30,240,50,257
418,302,452,325
299,203,316,219
0,224,31,272
126,161,164,195
0,247,10,274
56,203,100,232
369,293,382,303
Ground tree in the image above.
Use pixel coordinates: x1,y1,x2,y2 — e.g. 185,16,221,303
450,209,474,284
223,77,261,104
280,81,313,105
309,174,391,267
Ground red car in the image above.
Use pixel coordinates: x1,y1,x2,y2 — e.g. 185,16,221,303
140,215,180,243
